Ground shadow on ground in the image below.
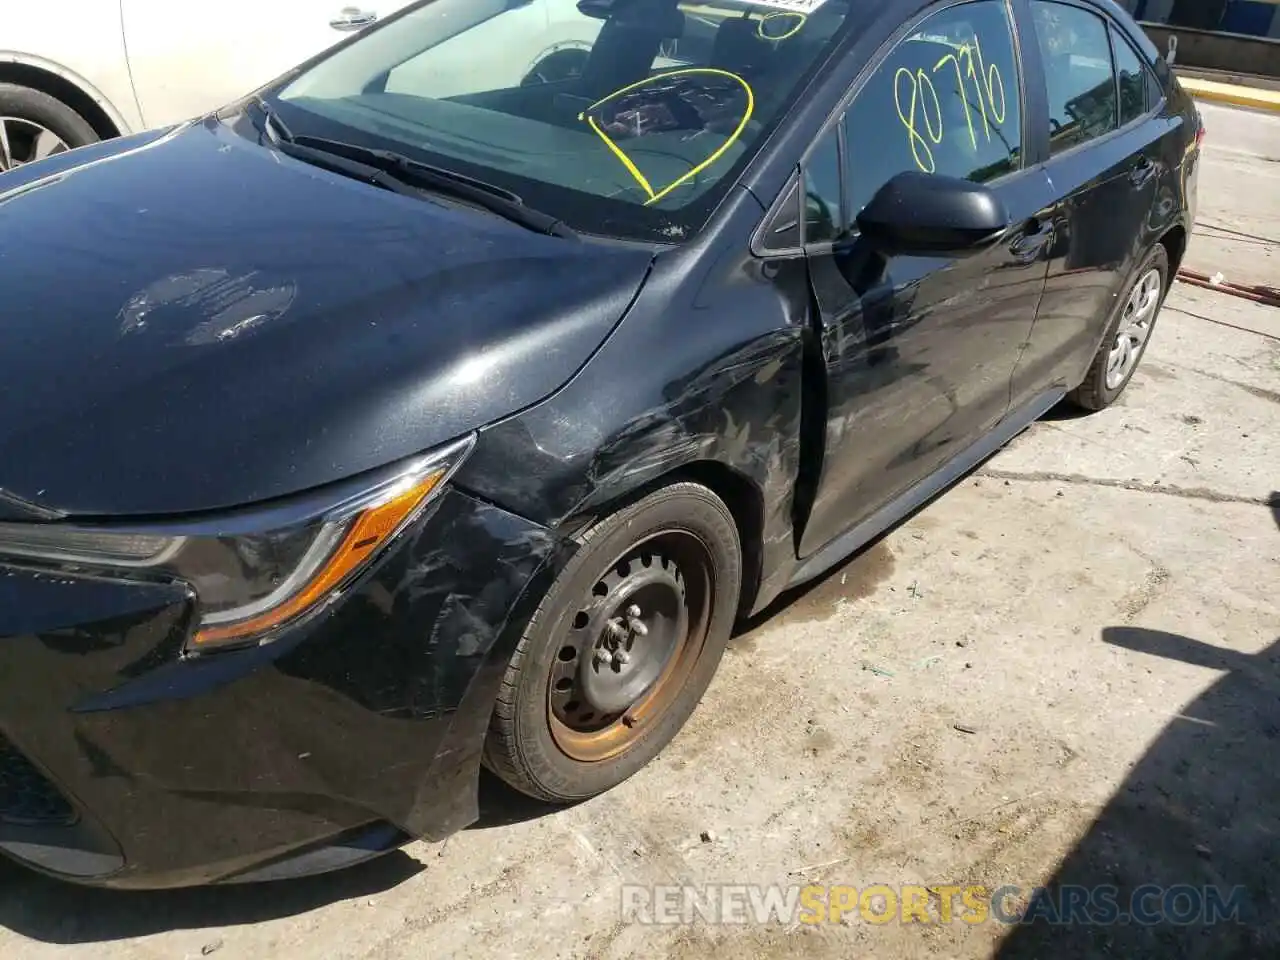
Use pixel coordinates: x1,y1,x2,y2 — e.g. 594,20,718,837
0,844,422,944
0,767,566,944
996,628,1280,960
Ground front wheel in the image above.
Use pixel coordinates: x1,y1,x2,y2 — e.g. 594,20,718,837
483,483,742,802
1069,243,1170,411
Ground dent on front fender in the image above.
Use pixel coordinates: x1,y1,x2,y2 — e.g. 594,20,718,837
453,229,811,617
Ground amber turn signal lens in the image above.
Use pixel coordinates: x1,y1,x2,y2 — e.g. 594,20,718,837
191,471,445,647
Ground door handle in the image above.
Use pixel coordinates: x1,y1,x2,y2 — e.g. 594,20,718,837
1009,215,1053,264
330,6,377,30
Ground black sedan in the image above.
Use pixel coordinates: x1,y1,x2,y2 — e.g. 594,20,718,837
0,0,1198,889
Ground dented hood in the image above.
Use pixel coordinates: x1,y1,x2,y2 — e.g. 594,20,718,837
0,120,652,518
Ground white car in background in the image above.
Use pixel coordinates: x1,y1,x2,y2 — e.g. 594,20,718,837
0,0,613,171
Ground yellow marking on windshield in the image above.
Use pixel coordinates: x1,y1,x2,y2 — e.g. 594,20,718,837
759,11,807,39
579,68,755,206
585,115,656,198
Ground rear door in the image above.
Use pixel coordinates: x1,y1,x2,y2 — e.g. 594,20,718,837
121,0,417,128
789,0,1057,559
1008,0,1184,405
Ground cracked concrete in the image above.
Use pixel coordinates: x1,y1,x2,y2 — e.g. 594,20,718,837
973,468,1279,507
0,106,1277,960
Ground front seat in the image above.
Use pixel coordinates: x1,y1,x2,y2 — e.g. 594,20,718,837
578,3,687,101
709,15,776,81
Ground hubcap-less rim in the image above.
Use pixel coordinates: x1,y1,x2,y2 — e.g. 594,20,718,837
1106,268,1162,390
0,117,69,173
549,531,714,763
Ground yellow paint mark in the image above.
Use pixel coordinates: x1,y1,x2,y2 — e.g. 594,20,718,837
936,53,977,150
584,114,656,198
966,38,993,139
898,31,1009,172
759,11,807,40
580,68,756,206
895,66,943,173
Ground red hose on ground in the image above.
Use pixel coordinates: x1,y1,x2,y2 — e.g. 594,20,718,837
1176,268,1280,308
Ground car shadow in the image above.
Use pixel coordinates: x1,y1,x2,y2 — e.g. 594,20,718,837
1270,492,1279,531
469,767,570,830
0,845,423,944
0,765,571,944
995,628,1280,959
1039,397,1093,422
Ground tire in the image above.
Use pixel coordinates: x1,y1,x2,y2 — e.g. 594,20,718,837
484,482,742,802
1068,243,1170,412
0,83,99,171
520,48,589,86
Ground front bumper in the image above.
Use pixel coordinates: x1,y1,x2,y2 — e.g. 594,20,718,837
0,488,565,889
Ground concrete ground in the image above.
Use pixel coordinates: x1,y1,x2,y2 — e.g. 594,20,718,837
1,105,1276,960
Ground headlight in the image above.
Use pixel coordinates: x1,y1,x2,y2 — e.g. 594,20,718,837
0,437,473,651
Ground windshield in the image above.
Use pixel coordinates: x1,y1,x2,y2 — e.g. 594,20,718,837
273,0,853,242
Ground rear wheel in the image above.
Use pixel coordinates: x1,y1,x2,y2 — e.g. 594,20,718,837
484,483,741,802
0,83,98,172
1069,243,1169,411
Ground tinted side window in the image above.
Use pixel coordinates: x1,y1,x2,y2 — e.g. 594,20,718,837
1112,28,1151,126
841,0,1024,220
763,179,803,251
1030,1,1118,154
804,128,844,243
1145,69,1162,112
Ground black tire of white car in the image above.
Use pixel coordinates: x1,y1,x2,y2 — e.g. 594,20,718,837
0,83,100,166
1070,243,1170,412
483,482,742,803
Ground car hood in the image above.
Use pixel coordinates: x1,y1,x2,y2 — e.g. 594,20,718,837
0,120,653,518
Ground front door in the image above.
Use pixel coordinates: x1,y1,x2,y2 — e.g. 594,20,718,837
795,0,1055,558
121,0,417,128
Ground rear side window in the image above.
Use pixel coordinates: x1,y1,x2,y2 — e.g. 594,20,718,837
1112,28,1153,126
1145,68,1163,112
1030,1,1117,154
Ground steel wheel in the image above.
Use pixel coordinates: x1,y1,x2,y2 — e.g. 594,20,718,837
1105,268,1162,390
484,482,741,803
0,117,69,172
548,532,713,763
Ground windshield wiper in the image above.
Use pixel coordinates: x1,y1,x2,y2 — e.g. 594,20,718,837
268,135,446,204
251,95,295,145
248,106,576,240
292,135,577,239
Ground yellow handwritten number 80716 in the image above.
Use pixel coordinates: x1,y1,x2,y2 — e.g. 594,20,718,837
894,35,1007,174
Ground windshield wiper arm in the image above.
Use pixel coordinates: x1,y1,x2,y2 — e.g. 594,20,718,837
269,137,440,203
285,133,577,239
251,96,296,145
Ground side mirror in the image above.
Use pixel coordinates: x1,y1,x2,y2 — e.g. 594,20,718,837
855,171,1010,256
